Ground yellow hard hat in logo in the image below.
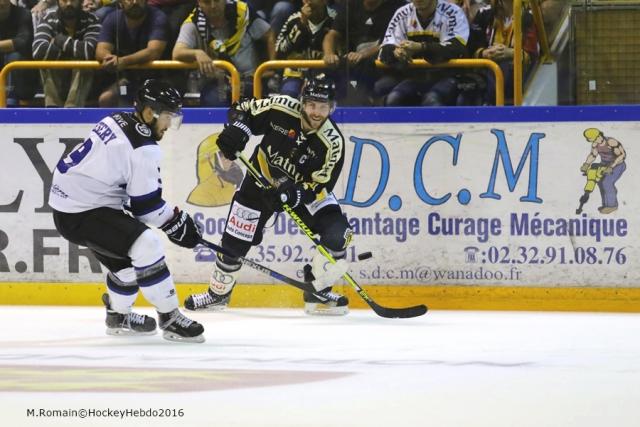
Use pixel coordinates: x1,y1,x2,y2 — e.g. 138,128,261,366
187,133,244,207
583,128,602,142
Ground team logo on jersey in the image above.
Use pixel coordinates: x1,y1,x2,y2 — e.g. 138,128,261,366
135,123,152,137
288,129,296,139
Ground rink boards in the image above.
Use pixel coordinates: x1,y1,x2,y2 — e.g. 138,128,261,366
1,106,640,311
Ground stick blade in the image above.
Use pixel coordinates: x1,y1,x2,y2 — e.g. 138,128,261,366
372,303,428,319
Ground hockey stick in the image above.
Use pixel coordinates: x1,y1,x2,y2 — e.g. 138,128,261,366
198,237,328,298
236,152,428,319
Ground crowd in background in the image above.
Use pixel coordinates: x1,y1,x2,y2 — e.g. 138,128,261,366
0,0,539,107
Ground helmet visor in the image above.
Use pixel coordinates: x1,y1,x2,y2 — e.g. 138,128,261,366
154,111,183,130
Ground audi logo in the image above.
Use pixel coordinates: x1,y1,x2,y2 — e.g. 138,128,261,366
232,206,260,222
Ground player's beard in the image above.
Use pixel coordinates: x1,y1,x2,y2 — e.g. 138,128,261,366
301,109,325,131
151,121,165,140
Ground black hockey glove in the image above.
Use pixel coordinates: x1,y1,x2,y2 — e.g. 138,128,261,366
161,207,202,248
217,121,251,160
267,182,315,211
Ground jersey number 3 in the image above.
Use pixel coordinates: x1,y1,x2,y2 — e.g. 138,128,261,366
57,139,93,174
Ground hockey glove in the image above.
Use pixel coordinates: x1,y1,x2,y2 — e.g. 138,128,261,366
161,207,202,248
267,182,315,211
217,122,251,160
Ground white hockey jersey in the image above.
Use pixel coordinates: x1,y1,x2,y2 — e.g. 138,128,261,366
381,0,469,47
49,112,174,228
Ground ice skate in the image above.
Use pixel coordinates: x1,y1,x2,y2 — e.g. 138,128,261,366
158,309,205,343
102,293,157,336
184,288,231,312
303,287,349,316
303,264,348,315
185,267,236,311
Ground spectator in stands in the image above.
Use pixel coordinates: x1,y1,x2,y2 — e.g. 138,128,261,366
376,0,469,106
275,0,335,97
172,0,275,106
0,0,38,106
32,0,100,107
82,0,100,12
468,0,538,104
148,0,196,55
322,0,407,105
95,0,169,106
247,0,296,34
90,0,118,21
31,0,57,24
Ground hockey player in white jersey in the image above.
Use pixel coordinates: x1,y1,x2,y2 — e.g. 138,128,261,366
49,79,205,343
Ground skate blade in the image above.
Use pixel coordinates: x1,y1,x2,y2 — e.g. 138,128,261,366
184,304,228,313
304,303,349,316
162,330,206,343
106,328,157,336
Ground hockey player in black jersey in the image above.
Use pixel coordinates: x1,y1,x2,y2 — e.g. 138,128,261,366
49,79,205,343
185,73,352,315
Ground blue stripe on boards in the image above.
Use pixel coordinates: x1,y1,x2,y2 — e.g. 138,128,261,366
1,106,639,124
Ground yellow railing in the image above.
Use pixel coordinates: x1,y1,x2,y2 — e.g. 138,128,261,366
0,60,241,107
513,0,553,105
254,59,505,106
515,0,523,105
529,0,552,63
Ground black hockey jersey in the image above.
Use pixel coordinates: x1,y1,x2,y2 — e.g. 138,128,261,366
233,95,345,196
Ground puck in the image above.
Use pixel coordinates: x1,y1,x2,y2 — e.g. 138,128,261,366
357,251,373,261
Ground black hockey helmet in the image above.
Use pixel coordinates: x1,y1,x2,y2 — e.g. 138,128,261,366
134,79,182,115
300,73,336,104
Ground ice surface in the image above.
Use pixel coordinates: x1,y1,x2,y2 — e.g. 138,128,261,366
1,306,639,427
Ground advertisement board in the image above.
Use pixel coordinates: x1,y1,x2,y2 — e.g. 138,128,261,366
0,107,636,288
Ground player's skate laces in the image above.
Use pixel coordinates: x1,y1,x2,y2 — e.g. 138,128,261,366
184,288,230,312
158,309,205,343
303,288,349,316
102,293,157,336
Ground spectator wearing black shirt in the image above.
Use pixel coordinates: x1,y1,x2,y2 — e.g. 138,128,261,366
275,0,335,97
95,0,169,106
322,0,406,104
0,0,37,106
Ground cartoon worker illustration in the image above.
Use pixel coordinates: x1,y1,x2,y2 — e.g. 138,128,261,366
188,132,244,207
576,128,626,214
